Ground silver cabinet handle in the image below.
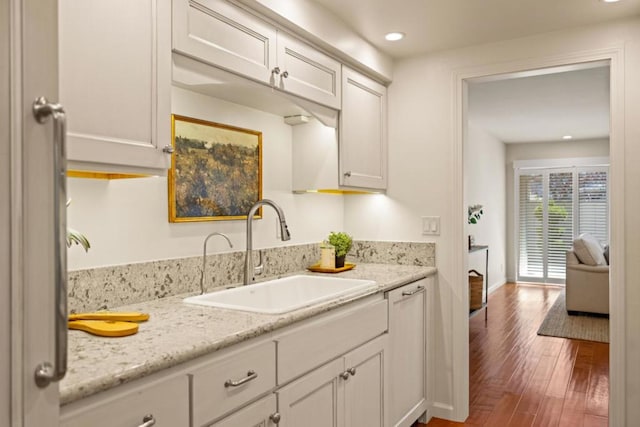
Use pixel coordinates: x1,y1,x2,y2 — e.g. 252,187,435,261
224,370,258,387
340,371,350,380
347,367,357,376
162,145,174,154
32,96,68,388
272,66,281,75
402,285,424,297
281,70,289,78
270,412,281,424
138,414,156,427
344,171,352,177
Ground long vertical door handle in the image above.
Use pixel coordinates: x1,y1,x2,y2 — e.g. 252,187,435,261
32,96,68,387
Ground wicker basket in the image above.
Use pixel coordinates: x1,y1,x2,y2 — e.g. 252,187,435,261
469,269,484,311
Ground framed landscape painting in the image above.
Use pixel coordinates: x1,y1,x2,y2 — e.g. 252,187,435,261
168,115,262,222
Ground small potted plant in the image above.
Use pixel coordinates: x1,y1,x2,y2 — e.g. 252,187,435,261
327,231,353,268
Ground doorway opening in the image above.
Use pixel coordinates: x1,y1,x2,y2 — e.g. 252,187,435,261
461,60,612,423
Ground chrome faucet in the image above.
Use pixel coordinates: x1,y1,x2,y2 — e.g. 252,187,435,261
244,199,291,285
200,232,233,294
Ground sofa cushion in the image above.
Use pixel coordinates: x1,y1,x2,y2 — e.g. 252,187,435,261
573,234,606,266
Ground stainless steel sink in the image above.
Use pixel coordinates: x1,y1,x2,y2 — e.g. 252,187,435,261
183,275,376,314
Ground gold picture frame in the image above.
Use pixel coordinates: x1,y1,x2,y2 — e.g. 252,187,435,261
168,115,262,222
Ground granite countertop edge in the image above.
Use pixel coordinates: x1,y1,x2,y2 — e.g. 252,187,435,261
61,264,437,405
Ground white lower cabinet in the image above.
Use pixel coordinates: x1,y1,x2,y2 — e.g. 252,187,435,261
61,283,435,427
343,336,387,427
277,334,387,427
387,278,429,427
277,357,343,427
60,375,189,427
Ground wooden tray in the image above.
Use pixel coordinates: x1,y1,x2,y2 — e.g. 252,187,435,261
307,263,356,273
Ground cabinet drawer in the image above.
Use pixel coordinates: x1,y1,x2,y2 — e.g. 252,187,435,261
277,298,387,384
209,393,277,427
60,375,189,427
191,340,276,426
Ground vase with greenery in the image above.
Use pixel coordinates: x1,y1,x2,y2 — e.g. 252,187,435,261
327,231,353,268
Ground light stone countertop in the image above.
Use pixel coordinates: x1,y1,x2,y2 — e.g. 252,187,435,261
61,263,436,405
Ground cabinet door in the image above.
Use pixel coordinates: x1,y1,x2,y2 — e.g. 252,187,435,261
275,32,341,110
339,66,387,190
59,0,171,173
387,279,428,427
172,0,277,84
211,394,278,427
277,358,344,427
343,335,387,427
60,375,189,427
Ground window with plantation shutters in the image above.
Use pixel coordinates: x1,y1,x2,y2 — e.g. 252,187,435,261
518,173,543,279
547,172,574,280
516,163,608,284
578,169,608,245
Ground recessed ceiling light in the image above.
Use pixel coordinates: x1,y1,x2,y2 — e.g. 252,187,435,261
601,0,621,3
385,32,405,41
562,135,573,140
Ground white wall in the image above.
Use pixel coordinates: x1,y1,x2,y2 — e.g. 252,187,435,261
67,87,344,270
465,125,506,292
505,138,609,281
344,17,640,422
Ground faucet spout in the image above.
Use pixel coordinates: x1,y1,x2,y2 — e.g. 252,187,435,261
244,199,291,285
200,232,233,294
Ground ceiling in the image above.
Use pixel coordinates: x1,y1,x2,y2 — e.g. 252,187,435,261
467,65,610,143
312,0,640,59
309,0,623,144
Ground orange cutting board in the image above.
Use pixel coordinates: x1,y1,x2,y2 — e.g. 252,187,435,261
68,320,139,337
69,312,149,322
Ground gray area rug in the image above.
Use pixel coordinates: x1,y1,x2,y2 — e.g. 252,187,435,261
537,292,609,343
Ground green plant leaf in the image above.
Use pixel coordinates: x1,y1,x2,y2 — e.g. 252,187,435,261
67,228,91,252
327,231,353,257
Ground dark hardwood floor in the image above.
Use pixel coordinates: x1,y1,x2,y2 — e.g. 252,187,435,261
422,283,609,427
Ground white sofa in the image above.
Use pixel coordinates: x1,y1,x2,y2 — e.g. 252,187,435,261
565,249,609,315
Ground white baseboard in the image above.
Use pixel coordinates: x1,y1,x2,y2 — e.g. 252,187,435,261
488,278,507,295
429,401,458,422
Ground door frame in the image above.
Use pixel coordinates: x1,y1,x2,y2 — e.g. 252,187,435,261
7,0,61,425
453,47,625,424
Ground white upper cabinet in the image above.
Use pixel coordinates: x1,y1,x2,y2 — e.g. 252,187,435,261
274,31,341,110
340,66,388,190
172,0,341,109
59,0,171,174
172,0,277,84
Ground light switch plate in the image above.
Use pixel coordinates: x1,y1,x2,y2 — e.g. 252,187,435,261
422,216,440,236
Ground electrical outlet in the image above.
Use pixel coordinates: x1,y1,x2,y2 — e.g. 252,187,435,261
422,216,440,236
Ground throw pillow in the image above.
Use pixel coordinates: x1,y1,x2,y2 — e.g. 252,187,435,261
573,233,607,266
603,244,610,265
